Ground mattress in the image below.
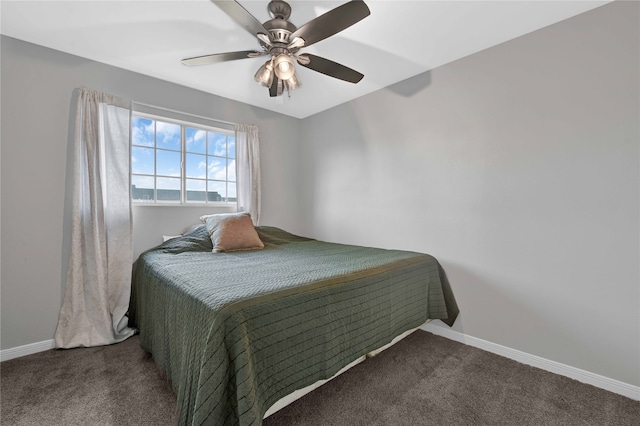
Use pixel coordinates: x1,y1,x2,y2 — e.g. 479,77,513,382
129,226,459,426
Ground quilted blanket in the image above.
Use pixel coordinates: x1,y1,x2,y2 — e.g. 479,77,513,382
129,226,458,426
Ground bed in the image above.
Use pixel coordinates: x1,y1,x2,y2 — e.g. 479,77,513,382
129,224,459,426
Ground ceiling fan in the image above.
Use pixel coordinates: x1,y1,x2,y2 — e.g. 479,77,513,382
181,0,370,98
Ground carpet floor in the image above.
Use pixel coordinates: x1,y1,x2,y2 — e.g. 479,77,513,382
1,330,638,425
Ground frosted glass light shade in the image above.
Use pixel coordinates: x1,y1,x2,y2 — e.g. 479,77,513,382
286,71,301,90
254,61,274,88
274,54,295,80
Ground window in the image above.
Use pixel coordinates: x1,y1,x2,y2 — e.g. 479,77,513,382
131,114,236,204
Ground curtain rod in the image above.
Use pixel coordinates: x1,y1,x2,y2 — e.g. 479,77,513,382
132,101,237,127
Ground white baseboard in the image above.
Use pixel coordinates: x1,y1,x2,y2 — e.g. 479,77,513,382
0,339,55,362
420,323,640,401
4,327,638,402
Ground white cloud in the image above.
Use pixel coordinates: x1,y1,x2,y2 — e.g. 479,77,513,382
227,159,236,181
187,129,206,151
156,121,180,147
208,161,226,180
132,119,154,146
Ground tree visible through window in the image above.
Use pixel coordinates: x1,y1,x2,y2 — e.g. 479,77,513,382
131,115,236,204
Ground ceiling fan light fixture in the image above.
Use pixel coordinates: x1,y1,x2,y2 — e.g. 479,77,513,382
184,0,370,99
283,73,301,98
273,54,295,80
286,71,301,91
276,78,284,97
254,60,274,88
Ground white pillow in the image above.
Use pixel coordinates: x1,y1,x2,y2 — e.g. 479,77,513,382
200,212,238,223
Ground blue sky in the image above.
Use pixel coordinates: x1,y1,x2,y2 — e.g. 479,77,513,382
131,117,236,198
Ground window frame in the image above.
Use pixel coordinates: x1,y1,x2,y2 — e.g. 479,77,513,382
131,112,237,206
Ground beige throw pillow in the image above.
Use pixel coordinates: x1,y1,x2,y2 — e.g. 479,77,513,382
204,212,264,253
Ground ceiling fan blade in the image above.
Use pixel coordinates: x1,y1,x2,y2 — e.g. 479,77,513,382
298,54,364,83
181,50,260,66
269,78,279,97
290,1,370,47
212,0,270,38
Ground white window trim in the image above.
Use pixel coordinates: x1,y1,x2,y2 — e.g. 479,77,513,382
131,111,237,206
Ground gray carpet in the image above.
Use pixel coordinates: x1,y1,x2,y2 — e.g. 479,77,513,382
1,331,638,425
1,336,179,425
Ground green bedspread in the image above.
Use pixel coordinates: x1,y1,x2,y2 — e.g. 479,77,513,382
129,226,458,426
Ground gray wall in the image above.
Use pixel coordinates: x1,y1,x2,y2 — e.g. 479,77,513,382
1,36,303,350
1,1,638,390
298,1,639,386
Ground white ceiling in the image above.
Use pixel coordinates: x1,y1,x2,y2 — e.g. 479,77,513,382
1,0,610,118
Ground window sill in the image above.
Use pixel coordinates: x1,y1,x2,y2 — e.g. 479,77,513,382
133,202,238,209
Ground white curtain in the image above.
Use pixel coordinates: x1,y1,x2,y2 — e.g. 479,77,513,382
55,87,136,348
236,124,261,225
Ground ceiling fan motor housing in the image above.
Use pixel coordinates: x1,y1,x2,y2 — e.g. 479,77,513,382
268,0,292,20
263,0,301,52
263,19,297,45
